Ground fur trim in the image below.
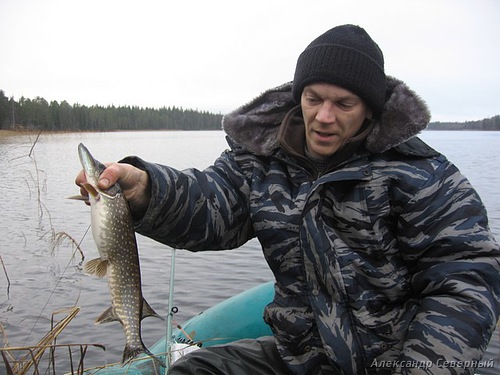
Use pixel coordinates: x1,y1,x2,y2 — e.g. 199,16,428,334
222,77,430,156
222,83,295,156
366,76,431,153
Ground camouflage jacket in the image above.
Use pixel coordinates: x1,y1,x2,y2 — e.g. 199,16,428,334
126,77,500,374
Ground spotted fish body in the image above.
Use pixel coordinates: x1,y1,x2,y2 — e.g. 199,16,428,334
77,143,163,366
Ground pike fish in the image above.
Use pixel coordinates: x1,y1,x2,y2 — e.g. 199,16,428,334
76,143,163,366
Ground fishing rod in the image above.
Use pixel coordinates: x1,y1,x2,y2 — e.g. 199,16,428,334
165,248,177,371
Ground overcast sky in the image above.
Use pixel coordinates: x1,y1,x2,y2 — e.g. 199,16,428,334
1,0,499,122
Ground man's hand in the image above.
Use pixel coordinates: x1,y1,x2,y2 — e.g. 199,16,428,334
75,162,151,219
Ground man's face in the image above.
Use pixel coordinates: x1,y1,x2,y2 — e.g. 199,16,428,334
301,83,371,158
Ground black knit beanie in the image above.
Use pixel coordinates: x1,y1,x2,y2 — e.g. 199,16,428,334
292,24,386,116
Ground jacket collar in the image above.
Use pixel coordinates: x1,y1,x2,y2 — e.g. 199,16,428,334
222,76,430,156
278,105,375,174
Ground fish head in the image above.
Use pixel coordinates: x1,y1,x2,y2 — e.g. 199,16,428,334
78,143,121,201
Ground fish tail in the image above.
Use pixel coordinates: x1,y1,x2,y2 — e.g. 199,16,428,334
122,343,144,365
122,343,165,368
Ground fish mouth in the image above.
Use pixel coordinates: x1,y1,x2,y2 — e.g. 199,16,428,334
78,143,99,198
77,143,123,202
81,182,100,198
78,144,98,177
78,143,106,197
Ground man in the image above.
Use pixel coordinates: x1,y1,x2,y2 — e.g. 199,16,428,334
76,25,500,374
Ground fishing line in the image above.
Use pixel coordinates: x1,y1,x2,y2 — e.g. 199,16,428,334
23,224,91,347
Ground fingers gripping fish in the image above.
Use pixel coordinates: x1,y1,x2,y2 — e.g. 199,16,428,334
76,143,164,367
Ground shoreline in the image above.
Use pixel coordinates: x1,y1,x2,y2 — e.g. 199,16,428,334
0,129,200,138
1,129,498,139
0,129,39,138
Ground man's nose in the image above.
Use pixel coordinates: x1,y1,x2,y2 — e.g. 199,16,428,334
316,102,336,123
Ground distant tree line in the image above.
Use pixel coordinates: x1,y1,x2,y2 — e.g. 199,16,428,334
1,89,499,132
427,115,500,130
0,89,223,131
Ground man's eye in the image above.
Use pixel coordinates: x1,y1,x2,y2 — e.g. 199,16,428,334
338,101,355,109
305,96,321,104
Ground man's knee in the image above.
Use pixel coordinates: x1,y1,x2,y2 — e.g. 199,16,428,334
168,337,288,375
168,349,213,374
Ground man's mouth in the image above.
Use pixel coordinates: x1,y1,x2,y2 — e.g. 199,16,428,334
314,130,335,140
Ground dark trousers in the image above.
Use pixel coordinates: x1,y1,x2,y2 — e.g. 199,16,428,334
168,336,290,375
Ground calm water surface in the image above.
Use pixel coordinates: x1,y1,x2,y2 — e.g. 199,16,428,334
0,130,498,372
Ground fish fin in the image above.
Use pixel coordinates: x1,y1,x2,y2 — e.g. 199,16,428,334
67,194,89,202
122,343,165,367
84,258,109,278
95,306,120,324
142,298,164,321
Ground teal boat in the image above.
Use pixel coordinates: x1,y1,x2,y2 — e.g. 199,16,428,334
80,281,274,375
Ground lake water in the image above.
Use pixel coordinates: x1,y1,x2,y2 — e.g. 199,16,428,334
0,130,499,373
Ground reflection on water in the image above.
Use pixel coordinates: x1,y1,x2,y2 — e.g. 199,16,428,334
0,130,498,372
0,131,272,369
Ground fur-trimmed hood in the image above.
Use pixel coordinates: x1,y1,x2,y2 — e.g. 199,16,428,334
222,76,431,156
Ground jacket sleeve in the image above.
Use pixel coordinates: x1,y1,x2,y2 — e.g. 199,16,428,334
120,150,254,251
396,157,500,374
